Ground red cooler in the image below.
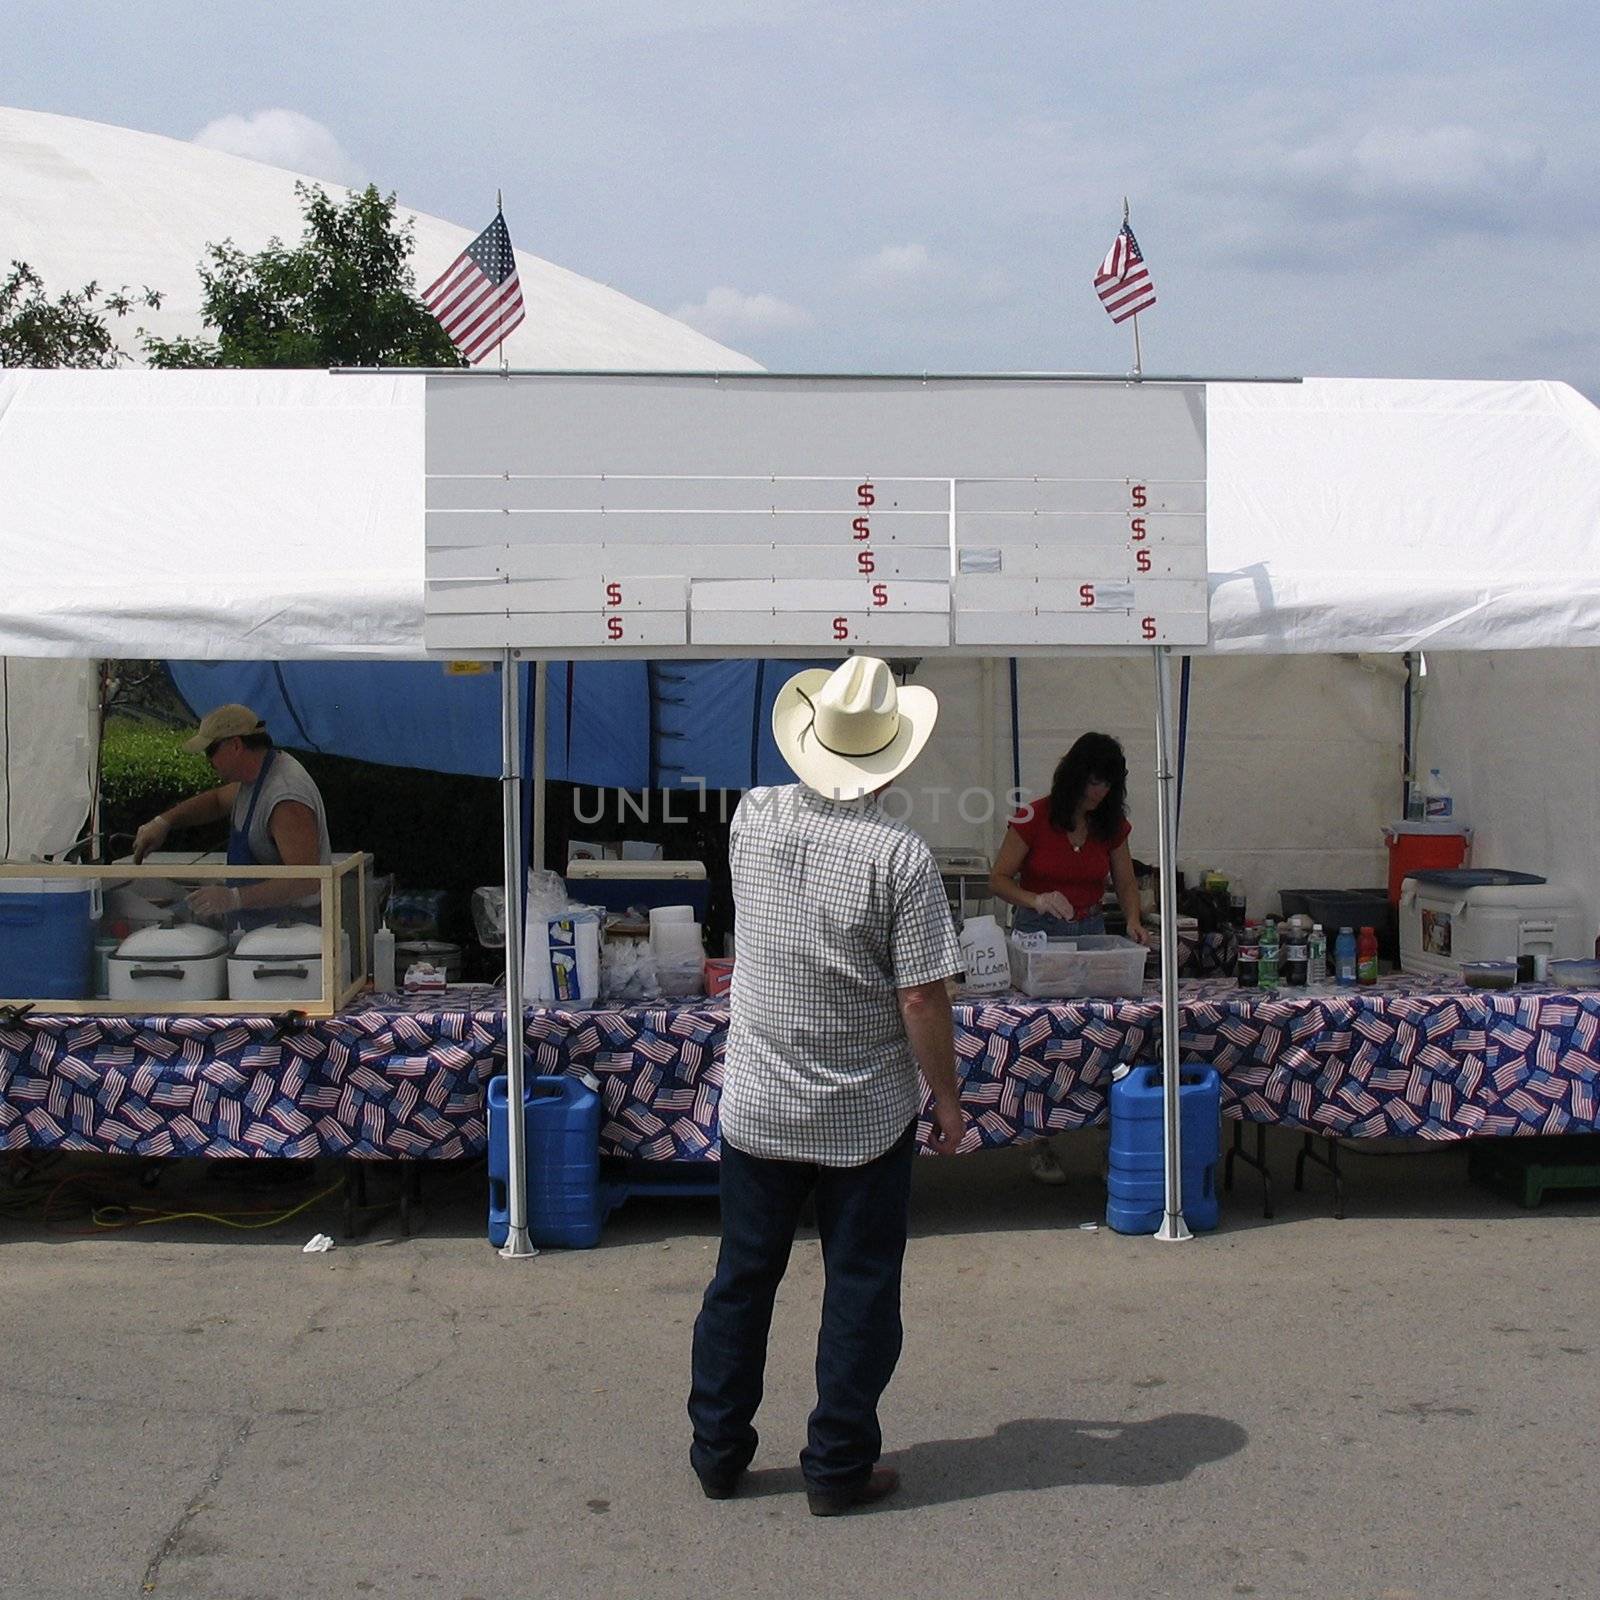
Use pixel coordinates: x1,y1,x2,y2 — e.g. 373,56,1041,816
1384,821,1471,904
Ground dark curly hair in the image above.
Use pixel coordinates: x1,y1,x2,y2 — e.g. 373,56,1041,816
1048,732,1129,841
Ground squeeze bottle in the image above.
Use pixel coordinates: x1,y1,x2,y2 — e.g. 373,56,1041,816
374,923,397,992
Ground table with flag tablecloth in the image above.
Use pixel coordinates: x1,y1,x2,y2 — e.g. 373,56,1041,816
2,978,1596,1161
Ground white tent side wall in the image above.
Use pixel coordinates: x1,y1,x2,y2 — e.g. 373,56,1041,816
898,654,1399,917
0,657,97,857
1418,648,1600,938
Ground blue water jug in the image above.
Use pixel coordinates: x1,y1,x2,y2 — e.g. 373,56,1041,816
487,1074,611,1248
1106,1064,1221,1234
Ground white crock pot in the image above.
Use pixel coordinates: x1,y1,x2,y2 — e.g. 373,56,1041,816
109,924,229,1002
228,921,325,1003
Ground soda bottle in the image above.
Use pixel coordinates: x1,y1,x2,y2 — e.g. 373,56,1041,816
1308,923,1327,985
1259,918,1279,988
1282,926,1309,987
1334,926,1358,986
1236,927,1260,989
1356,925,1379,985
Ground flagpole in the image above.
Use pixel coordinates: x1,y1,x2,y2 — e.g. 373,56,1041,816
496,190,509,375
1124,196,1142,378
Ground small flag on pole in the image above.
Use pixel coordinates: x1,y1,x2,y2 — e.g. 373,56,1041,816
1094,219,1156,325
422,209,526,364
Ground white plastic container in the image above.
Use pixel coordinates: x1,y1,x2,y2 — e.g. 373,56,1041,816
1007,933,1149,998
1399,875,1588,978
1422,767,1454,820
524,908,602,1006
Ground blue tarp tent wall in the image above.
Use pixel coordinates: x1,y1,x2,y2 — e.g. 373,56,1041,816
167,659,819,789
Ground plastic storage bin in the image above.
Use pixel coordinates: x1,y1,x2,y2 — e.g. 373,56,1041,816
1006,934,1149,998
0,878,98,1000
1299,889,1396,960
1107,1064,1221,1233
487,1074,617,1248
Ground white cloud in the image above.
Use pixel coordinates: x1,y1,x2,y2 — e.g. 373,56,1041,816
192,109,364,187
671,286,811,338
854,243,934,287
1275,123,1545,217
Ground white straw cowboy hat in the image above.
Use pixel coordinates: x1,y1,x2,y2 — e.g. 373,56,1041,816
771,657,939,801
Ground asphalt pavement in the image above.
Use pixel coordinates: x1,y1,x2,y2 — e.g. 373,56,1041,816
2,1131,1596,1600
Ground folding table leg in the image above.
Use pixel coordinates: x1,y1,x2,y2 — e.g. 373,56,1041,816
1224,1120,1274,1219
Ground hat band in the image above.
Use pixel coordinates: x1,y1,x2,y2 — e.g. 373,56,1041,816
796,688,899,760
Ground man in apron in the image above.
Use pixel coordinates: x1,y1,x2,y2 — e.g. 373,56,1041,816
132,704,332,926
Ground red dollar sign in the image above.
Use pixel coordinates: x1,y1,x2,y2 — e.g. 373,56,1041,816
833,616,850,641
857,550,876,575
1141,616,1158,640
1137,549,1152,573
1079,583,1096,608
1131,484,1147,509
607,616,624,640
605,581,622,607
872,583,889,608
1130,517,1147,541
852,516,871,540
857,481,875,508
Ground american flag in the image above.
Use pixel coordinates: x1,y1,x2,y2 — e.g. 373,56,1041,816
422,210,526,364
1094,221,1157,325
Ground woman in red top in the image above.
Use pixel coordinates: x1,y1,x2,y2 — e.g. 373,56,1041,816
989,731,1153,945
989,732,1152,1185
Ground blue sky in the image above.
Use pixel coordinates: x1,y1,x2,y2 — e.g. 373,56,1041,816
6,0,1597,393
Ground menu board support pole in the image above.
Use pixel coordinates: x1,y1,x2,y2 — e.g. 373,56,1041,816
1152,643,1192,1243
498,647,537,1259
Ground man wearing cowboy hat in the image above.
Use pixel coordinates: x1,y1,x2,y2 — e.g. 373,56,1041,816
689,656,966,1517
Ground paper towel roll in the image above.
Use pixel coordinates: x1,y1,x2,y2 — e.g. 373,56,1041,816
649,904,695,929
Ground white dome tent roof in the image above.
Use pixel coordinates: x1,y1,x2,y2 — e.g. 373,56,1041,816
0,105,760,371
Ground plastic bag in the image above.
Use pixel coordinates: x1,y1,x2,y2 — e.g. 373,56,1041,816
655,951,705,1001
601,938,663,1003
471,886,505,948
527,870,568,920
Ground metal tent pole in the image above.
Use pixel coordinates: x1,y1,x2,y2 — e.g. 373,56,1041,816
499,648,536,1259
1152,645,1192,1243
532,660,548,875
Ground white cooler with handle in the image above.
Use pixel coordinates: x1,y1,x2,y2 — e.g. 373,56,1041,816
1399,870,1587,978
109,924,228,1002
228,921,325,1003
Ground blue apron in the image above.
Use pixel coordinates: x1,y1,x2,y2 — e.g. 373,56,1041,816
227,750,284,933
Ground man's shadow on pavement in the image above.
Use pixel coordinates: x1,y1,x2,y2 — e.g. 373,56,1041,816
741,1413,1247,1509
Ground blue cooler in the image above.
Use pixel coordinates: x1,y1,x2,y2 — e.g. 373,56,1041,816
0,878,98,1000
487,1074,619,1248
1107,1064,1222,1234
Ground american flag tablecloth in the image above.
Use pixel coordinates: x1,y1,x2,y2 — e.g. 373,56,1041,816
2,978,1596,1160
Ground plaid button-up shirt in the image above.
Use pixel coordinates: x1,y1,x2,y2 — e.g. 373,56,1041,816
719,785,962,1166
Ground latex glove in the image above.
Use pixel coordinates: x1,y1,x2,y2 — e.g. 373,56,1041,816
1032,891,1076,921
131,815,171,864
187,885,240,919
929,1100,966,1155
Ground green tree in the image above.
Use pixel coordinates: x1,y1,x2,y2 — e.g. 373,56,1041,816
142,182,465,369
0,261,162,367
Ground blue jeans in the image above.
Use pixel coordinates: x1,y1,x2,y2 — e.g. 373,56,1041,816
1011,907,1106,939
688,1120,917,1492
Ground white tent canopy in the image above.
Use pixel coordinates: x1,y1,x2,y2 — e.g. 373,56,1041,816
2,370,1598,661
